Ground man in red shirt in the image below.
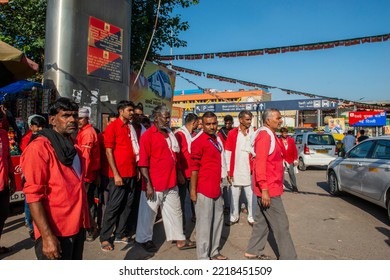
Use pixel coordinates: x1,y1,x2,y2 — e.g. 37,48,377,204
0,128,16,255
190,111,228,260
245,108,297,260
100,100,137,252
76,107,101,241
21,97,90,260
218,115,234,215
279,127,299,193
98,113,118,227
136,105,196,253
175,113,198,232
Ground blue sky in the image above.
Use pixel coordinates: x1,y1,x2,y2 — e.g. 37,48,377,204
160,0,390,101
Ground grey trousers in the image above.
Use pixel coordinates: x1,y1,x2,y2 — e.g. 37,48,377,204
286,164,298,191
246,196,297,260
195,193,224,260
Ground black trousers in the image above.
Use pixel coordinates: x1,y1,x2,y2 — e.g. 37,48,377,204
0,189,10,238
35,228,86,260
178,178,195,226
99,177,135,242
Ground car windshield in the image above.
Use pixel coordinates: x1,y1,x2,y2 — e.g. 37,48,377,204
307,134,335,145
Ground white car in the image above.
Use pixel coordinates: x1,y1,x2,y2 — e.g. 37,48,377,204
327,136,390,220
293,132,337,171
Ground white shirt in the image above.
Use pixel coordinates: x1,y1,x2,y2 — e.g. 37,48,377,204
233,131,251,186
342,134,356,152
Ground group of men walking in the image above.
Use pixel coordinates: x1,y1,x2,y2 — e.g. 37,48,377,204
2,96,298,260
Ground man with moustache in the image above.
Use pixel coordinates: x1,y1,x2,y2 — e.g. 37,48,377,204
100,100,137,252
245,108,297,260
190,111,228,260
225,110,255,226
21,98,90,259
136,105,196,253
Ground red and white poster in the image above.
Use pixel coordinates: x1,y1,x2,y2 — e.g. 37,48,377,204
87,16,123,81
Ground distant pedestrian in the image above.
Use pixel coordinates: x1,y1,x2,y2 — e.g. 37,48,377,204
191,111,228,260
357,129,369,143
279,127,299,193
342,130,356,152
245,108,297,260
21,97,90,260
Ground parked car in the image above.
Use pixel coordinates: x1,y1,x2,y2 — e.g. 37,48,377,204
293,132,337,171
327,136,390,221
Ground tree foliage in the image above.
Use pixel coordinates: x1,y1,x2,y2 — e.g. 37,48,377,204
131,0,199,70
0,0,198,79
0,0,47,76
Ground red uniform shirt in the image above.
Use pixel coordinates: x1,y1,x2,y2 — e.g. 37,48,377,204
191,132,222,199
104,118,136,178
175,130,192,178
76,124,100,183
0,129,13,192
20,130,33,152
280,136,298,164
252,130,284,198
21,136,90,239
138,125,178,192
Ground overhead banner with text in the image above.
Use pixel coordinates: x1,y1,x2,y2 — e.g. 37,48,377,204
349,111,387,126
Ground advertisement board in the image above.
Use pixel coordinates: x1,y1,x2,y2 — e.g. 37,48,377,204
327,118,346,134
349,111,386,127
130,62,176,116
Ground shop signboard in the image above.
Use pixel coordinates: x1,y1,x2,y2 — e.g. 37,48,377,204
349,111,386,127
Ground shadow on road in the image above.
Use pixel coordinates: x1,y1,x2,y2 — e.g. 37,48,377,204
376,227,390,247
317,181,389,226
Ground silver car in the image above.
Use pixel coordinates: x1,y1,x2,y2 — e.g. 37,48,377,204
327,136,390,220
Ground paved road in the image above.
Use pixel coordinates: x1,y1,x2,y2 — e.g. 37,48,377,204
1,167,389,260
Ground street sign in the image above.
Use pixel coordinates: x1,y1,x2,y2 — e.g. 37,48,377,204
194,98,337,113
349,111,387,127
195,104,216,113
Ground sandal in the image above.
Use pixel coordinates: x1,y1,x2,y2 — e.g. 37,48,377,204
244,253,271,260
100,242,114,252
177,240,196,250
0,246,11,254
210,253,228,260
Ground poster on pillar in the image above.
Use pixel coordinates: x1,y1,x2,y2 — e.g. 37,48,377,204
87,16,123,82
129,61,176,116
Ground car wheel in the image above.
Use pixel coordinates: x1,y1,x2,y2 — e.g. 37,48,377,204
387,196,390,222
298,158,306,171
328,170,341,195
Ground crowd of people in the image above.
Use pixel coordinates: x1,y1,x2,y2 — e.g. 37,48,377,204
0,97,301,260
